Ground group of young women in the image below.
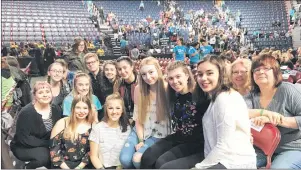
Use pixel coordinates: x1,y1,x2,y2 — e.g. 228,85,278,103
10,50,301,169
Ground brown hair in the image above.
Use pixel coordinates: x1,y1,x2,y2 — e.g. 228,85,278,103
197,54,231,101
166,61,195,110
251,54,283,93
103,93,130,132
72,39,88,54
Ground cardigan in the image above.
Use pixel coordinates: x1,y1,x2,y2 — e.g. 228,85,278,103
10,103,61,149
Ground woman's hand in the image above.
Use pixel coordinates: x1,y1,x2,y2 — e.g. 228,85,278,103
251,116,270,126
135,142,144,151
263,110,284,125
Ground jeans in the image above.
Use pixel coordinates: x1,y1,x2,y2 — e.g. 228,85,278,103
119,129,159,169
256,149,301,169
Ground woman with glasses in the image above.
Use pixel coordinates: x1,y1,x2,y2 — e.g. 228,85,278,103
47,62,71,110
244,54,301,169
230,58,252,96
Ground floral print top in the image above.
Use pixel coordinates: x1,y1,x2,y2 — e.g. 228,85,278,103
171,92,204,141
133,101,170,140
50,128,91,169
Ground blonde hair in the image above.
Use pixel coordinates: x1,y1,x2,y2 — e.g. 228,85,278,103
83,53,99,64
72,72,93,100
230,58,252,92
63,96,95,142
137,57,170,124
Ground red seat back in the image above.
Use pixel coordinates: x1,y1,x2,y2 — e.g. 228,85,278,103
251,123,281,169
296,79,301,84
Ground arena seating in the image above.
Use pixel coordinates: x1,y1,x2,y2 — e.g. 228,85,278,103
94,1,162,25
1,0,99,46
226,0,292,50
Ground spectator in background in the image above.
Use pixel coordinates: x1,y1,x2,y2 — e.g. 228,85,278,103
10,81,61,169
65,39,88,72
280,53,294,70
131,46,140,60
120,37,128,54
1,46,9,57
139,0,144,11
44,44,56,72
1,57,16,112
199,39,214,60
173,38,186,61
188,42,200,68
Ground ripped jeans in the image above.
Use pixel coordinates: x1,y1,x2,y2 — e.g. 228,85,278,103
119,129,159,169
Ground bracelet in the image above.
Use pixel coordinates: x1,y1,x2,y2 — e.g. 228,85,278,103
77,164,84,169
139,138,144,143
260,109,264,116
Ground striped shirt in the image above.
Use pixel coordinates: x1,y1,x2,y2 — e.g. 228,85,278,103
244,82,301,153
89,122,130,168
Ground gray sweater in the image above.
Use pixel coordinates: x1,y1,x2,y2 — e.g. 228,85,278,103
244,82,301,153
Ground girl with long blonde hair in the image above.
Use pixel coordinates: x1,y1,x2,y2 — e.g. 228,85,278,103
119,57,170,169
62,72,102,121
50,96,95,169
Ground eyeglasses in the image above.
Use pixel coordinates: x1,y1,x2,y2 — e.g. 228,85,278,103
253,67,272,75
232,70,248,76
50,70,64,74
86,60,98,65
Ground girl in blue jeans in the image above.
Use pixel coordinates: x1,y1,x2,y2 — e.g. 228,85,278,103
119,57,171,168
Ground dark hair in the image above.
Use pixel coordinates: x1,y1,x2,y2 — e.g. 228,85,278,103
103,93,130,132
116,56,134,66
251,54,282,93
197,54,231,101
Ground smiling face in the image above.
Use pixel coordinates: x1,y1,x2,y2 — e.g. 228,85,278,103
75,77,90,96
253,65,274,87
196,61,219,94
167,67,189,93
74,101,89,120
116,60,134,80
140,65,159,85
48,64,64,82
34,87,53,104
85,56,99,73
104,63,117,81
231,63,248,88
106,99,123,122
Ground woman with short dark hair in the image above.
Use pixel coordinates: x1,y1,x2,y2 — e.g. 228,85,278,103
244,54,301,169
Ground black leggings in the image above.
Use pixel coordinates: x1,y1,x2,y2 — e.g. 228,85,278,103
140,133,204,169
11,146,51,169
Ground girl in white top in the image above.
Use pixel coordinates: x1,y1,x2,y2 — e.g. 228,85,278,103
89,93,131,169
119,57,171,169
194,55,256,169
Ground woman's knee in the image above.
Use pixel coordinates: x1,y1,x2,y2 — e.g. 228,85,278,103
271,151,301,169
119,147,135,169
132,152,142,168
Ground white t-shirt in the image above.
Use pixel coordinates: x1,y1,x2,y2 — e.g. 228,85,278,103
195,91,256,169
89,122,131,168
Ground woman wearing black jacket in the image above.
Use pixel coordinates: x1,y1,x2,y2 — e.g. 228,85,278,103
10,81,61,169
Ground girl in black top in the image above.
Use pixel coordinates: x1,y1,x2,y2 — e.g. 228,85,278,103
47,62,70,111
99,61,118,104
115,56,138,121
10,81,61,169
140,61,210,169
